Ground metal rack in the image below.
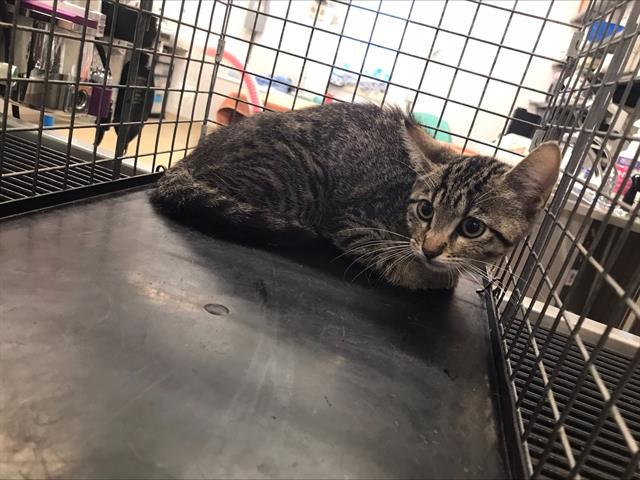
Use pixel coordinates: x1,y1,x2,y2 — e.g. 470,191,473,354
491,1,640,477
0,131,124,202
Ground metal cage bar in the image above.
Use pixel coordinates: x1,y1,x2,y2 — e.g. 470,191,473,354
492,1,640,478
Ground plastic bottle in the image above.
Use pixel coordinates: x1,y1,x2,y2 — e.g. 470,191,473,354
613,140,640,197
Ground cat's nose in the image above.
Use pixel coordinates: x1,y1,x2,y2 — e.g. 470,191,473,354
422,245,444,260
422,235,447,260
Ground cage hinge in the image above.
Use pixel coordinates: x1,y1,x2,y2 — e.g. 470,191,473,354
567,30,584,58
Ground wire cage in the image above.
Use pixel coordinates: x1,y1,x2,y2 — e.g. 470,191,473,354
0,0,639,479
491,1,640,478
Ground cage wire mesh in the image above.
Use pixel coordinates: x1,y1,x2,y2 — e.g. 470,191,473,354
492,1,640,479
1,0,639,478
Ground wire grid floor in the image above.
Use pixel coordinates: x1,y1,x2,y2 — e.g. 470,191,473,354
0,132,125,202
506,317,640,480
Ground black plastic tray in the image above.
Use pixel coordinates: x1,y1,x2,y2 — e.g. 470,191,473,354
0,188,506,478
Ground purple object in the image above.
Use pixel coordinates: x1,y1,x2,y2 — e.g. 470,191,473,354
22,0,99,29
88,86,112,118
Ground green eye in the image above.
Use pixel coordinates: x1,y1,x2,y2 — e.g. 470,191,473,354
459,217,486,238
417,200,434,222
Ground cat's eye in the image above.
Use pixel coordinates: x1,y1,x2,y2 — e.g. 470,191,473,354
417,200,434,222
459,217,486,238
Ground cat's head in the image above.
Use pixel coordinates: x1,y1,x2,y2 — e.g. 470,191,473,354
404,120,561,274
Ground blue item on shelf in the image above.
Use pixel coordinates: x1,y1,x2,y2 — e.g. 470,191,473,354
587,19,624,42
329,64,390,92
43,114,55,127
272,75,292,93
255,75,292,93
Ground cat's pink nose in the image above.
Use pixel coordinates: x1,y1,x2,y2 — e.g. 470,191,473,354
422,245,444,260
422,236,446,260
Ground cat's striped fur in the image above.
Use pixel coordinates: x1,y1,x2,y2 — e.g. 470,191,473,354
151,103,560,290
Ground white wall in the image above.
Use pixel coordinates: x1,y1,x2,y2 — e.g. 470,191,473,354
160,0,581,149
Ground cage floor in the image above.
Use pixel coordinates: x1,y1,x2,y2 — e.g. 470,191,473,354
0,188,504,479
506,321,640,480
0,133,124,203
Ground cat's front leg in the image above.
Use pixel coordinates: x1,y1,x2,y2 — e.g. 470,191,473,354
383,257,459,290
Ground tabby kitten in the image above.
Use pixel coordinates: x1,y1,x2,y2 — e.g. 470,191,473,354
151,103,560,290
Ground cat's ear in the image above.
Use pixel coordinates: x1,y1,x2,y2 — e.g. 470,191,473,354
505,142,561,210
404,117,450,165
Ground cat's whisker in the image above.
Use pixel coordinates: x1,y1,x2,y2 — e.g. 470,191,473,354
343,243,411,276
418,172,436,187
382,252,415,283
351,243,411,260
457,263,522,311
382,249,415,280
391,251,412,274
339,240,409,255
342,240,409,253
372,248,413,270
333,240,409,262
398,252,418,281
445,257,526,284
342,245,411,274
458,262,490,280
363,249,413,273
352,248,413,282
342,244,411,277
448,262,466,287
447,264,464,286
386,252,415,284
457,264,489,287
340,227,412,241
351,254,399,283
391,157,433,183
442,259,490,284
473,259,524,279
480,264,525,284
451,262,520,309
393,158,421,175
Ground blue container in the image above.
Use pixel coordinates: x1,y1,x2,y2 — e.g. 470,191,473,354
43,114,55,127
255,75,292,93
587,19,624,42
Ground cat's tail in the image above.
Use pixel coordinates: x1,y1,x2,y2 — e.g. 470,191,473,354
149,165,206,218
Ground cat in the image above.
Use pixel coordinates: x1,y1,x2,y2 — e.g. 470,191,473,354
151,103,560,290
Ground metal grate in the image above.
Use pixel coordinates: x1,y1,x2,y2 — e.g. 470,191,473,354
1,1,639,479
492,0,640,478
0,132,124,202
507,318,640,480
